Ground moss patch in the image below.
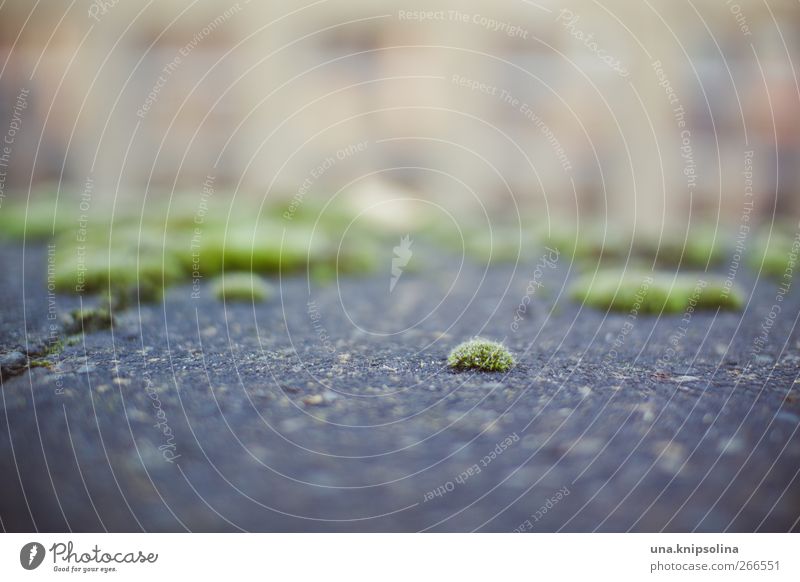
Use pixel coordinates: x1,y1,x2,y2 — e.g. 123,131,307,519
0,196,77,240
570,270,744,313
542,223,728,268
52,244,184,302
173,220,331,275
544,223,629,262
211,273,272,302
28,359,53,369
748,229,800,278
635,226,727,267
63,305,114,335
448,338,515,372
2,189,420,304
433,223,541,265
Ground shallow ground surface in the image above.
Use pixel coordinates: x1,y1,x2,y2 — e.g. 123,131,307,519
1,243,799,532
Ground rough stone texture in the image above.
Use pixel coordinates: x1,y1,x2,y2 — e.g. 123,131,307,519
0,351,27,379
1,243,798,532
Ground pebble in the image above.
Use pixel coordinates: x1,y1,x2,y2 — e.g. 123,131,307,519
636,404,656,423
657,441,686,472
127,408,150,423
322,390,340,402
718,436,744,454
481,381,504,390
302,394,325,406
571,437,603,455
521,434,542,449
671,375,700,383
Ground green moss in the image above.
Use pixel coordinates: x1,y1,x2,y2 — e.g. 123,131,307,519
63,305,114,335
307,236,381,282
160,193,231,230
32,194,385,303
174,216,384,278
44,338,66,356
635,226,727,267
448,338,515,372
464,228,540,263
52,241,184,301
336,235,380,274
430,222,542,264
544,223,629,262
570,270,744,313
274,196,356,229
28,359,53,369
175,221,330,275
211,273,272,302
0,197,76,240
748,229,799,277
22,338,70,369
309,263,337,285
541,223,728,267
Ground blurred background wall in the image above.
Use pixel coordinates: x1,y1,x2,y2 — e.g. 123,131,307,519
0,0,798,229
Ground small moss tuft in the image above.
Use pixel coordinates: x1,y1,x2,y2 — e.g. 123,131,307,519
448,338,515,372
211,273,272,302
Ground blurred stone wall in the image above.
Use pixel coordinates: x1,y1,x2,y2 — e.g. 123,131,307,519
0,0,798,227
